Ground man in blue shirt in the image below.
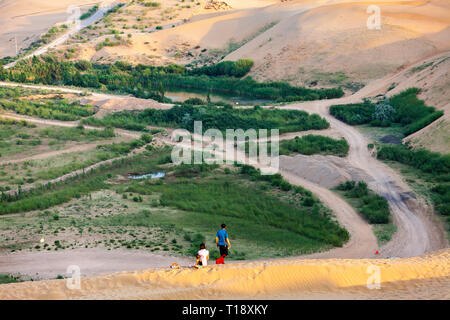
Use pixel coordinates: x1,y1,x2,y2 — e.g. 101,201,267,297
216,223,231,258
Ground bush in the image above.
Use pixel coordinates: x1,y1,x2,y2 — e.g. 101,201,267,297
377,144,449,175
80,5,99,20
337,181,390,224
280,135,349,157
403,111,444,136
140,133,153,143
183,97,205,105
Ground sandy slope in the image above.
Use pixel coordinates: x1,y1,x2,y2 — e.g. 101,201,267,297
0,0,100,58
226,0,450,87
48,0,450,88
0,249,448,299
404,107,450,154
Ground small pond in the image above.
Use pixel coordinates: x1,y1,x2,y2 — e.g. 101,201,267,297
128,172,166,180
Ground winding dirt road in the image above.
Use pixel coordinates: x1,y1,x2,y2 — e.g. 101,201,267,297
0,53,448,260
274,62,448,257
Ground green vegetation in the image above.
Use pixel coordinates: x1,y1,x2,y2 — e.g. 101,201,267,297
39,126,115,141
336,181,390,224
0,274,20,284
189,59,254,78
0,150,350,259
377,144,449,175
80,5,99,20
0,90,96,121
0,137,151,213
126,163,348,251
95,38,122,51
330,88,443,137
142,2,161,8
81,104,329,133
0,86,59,99
377,144,449,223
372,224,397,246
279,135,349,157
105,3,125,16
3,56,344,103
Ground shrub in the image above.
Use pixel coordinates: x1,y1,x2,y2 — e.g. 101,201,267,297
337,181,390,224
330,88,438,137
279,135,349,157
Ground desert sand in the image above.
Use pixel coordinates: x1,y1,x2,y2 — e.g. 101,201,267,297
0,0,99,58
0,249,448,299
0,0,448,300
55,0,450,88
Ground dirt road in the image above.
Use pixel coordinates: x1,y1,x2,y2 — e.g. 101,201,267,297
0,248,191,281
0,53,448,261
273,64,448,257
2,1,124,69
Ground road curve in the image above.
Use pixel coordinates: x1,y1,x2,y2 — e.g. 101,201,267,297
277,85,447,258
0,55,448,258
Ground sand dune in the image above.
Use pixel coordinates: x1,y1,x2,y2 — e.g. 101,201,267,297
0,249,448,299
58,0,450,89
227,0,450,87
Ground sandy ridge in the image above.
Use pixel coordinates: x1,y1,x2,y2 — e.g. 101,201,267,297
1,249,448,299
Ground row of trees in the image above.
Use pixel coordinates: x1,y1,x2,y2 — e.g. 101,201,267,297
377,145,449,175
2,56,344,103
82,103,330,133
188,59,254,78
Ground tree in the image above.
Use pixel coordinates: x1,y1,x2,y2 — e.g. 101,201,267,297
158,82,165,100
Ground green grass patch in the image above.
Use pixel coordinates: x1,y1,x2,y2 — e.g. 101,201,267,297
279,135,349,157
0,274,20,284
0,92,95,121
372,223,397,246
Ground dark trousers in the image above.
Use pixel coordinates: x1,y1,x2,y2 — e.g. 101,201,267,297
219,245,228,257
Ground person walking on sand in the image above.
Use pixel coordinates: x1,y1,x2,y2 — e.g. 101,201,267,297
195,243,209,268
216,223,231,259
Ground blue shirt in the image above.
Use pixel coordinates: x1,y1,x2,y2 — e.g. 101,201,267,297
216,229,228,246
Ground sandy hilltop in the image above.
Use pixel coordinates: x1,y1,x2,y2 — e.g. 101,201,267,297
0,0,449,300
1,249,449,299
